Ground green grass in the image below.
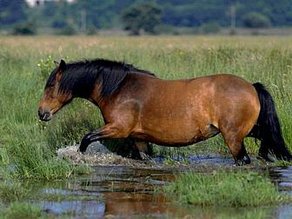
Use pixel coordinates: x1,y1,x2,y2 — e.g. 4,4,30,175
0,202,42,219
164,171,291,207
0,181,44,219
0,36,292,180
0,181,31,203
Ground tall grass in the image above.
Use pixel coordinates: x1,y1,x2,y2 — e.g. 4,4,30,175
1,202,42,219
0,36,292,178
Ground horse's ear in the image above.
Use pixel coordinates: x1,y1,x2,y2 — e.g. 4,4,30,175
59,59,66,72
55,60,66,82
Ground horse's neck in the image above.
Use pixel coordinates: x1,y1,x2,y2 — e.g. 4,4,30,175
88,72,153,114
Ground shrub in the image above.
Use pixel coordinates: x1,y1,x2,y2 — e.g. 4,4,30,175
201,22,221,34
243,12,271,28
12,22,36,35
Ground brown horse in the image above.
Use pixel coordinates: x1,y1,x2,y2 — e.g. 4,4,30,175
38,59,291,165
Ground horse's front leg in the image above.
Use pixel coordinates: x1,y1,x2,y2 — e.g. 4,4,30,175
78,124,127,153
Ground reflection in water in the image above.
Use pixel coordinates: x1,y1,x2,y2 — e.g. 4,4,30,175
103,192,171,217
41,200,105,217
270,166,292,190
30,159,292,218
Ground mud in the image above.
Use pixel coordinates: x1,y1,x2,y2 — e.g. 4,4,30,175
57,144,152,168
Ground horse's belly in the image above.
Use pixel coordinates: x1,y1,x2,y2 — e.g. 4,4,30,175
132,123,213,146
142,132,203,146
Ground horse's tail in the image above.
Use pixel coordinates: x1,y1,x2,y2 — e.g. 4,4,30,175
252,82,291,161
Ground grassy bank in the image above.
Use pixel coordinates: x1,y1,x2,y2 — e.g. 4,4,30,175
0,36,292,179
164,171,291,207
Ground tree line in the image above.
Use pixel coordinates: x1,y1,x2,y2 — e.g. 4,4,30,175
0,0,291,35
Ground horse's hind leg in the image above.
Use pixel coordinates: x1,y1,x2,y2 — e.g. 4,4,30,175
132,140,153,160
222,133,251,165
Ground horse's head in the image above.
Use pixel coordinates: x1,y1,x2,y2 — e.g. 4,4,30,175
38,60,72,121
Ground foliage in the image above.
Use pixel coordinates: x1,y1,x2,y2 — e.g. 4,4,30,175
164,171,291,206
0,0,28,27
2,1,292,34
57,24,77,36
158,0,292,28
12,22,36,35
121,2,162,35
201,22,221,34
243,12,271,28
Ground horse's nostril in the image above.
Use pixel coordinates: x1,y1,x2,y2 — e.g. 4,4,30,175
43,112,50,119
38,108,51,121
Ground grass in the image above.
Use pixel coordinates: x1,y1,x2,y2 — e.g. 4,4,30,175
164,171,291,207
0,181,32,203
0,181,44,219
0,35,292,180
0,202,42,219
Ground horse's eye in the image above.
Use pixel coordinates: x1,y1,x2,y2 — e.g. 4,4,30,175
47,83,55,88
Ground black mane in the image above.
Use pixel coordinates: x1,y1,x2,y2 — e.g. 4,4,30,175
46,59,155,98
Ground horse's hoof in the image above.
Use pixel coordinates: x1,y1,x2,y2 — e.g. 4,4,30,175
139,152,155,163
77,147,86,154
243,155,251,164
235,156,251,166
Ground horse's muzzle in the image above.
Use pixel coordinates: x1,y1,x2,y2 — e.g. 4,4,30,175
38,108,52,121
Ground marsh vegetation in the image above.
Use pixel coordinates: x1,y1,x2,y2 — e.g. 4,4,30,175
0,36,292,217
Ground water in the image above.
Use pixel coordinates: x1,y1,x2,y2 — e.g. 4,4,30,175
31,156,292,218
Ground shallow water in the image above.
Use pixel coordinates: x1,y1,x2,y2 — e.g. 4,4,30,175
31,156,292,218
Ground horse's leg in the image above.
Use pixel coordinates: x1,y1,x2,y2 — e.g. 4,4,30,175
79,124,128,153
225,138,250,165
221,131,251,165
235,142,251,165
132,141,152,160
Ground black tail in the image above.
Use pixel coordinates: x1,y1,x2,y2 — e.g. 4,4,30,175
252,83,291,161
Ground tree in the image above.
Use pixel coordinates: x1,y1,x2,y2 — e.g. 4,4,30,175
12,22,36,35
0,0,28,26
121,2,162,35
243,12,271,28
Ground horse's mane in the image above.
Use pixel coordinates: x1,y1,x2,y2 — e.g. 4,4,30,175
46,59,155,98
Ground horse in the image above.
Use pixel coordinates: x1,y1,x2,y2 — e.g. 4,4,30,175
38,58,291,165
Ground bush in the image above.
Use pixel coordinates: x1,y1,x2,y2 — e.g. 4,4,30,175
57,24,77,35
12,22,36,35
243,12,271,28
201,22,221,34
